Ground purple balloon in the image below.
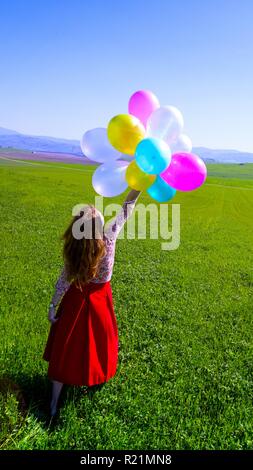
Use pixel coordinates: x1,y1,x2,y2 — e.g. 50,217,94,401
160,152,207,192
128,90,160,128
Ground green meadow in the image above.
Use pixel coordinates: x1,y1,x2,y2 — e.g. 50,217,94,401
0,158,253,450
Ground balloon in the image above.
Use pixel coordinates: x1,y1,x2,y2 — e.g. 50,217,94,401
147,176,176,202
170,134,192,154
81,128,120,163
147,106,184,145
135,137,171,175
107,114,145,155
92,161,128,197
160,152,207,192
126,160,156,191
128,90,160,127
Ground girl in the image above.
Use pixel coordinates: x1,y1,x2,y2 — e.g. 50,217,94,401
43,189,140,416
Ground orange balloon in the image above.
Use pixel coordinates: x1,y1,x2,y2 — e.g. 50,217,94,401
126,160,156,191
107,114,145,155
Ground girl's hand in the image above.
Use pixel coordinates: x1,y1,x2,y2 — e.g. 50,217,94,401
48,305,58,324
124,189,141,204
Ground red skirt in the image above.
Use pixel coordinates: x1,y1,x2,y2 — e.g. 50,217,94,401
43,281,118,386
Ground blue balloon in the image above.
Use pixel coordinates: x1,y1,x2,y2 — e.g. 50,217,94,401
135,137,171,174
147,176,176,202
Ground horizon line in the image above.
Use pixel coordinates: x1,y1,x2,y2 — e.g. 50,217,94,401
0,125,252,155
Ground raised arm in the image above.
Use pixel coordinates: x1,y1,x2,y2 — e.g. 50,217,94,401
104,190,141,240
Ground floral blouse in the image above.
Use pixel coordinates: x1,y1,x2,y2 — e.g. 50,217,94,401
50,200,136,308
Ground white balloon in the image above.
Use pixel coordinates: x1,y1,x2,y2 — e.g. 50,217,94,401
81,127,121,163
170,134,192,154
92,161,129,197
147,106,184,145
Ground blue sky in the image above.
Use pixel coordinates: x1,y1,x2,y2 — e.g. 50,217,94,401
0,0,252,151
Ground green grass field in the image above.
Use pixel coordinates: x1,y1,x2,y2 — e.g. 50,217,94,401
0,159,253,450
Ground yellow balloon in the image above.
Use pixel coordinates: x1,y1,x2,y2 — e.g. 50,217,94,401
107,114,145,155
126,160,156,191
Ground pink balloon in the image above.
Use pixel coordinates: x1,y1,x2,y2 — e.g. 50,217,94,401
128,90,160,127
160,152,207,192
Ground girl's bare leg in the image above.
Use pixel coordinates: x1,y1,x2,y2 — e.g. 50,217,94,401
50,380,63,416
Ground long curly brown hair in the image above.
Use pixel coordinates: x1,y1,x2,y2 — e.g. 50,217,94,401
62,205,106,286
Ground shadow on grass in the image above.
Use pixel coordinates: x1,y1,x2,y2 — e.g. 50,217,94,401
0,373,105,429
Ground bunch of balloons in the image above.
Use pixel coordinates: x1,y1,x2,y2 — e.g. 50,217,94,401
81,90,207,201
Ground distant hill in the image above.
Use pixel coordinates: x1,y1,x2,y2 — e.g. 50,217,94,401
0,127,82,155
0,127,19,136
0,127,253,163
193,147,253,164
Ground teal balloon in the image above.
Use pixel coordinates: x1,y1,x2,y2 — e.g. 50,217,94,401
135,137,171,174
147,176,176,202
